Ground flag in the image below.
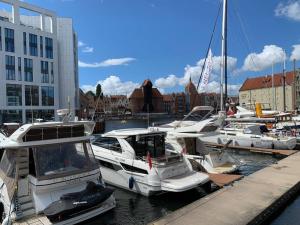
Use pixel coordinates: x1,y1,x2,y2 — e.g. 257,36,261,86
181,147,187,155
147,151,152,170
200,49,213,90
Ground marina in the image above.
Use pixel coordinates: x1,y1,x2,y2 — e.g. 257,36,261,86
0,0,300,224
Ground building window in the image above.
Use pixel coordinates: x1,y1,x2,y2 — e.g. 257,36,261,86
24,58,33,82
41,61,49,83
5,55,15,80
1,110,22,123
23,32,27,55
45,37,53,59
0,27,2,51
50,62,54,84
18,57,21,81
6,84,22,106
29,33,38,56
40,36,43,57
25,85,39,106
5,28,14,52
41,86,54,106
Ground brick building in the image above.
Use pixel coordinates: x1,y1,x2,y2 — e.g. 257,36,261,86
239,70,300,111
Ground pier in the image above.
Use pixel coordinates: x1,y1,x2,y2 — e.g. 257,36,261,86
149,151,300,225
204,142,298,156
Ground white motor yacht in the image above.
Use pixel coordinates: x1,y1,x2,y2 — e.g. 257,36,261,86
164,131,239,174
200,123,297,150
91,128,210,196
0,120,115,225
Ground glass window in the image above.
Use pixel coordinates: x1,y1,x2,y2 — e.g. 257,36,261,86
126,135,165,158
25,85,39,106
29,33,37,56
40,36,43,57
2,110,22,123
0,27,2,51
34,142,98,178
18,57,21,81
93,137,122,153
50,62,54,84
41,61,49,83
23,32,27,55
5,55,15,80
5,28,14,52
24,58,33,82
45,37,53,59
6,84,22,106
41,86,54,106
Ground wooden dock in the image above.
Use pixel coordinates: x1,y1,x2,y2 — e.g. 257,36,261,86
204,142,297,156
208,173,243,187
149,151,300,225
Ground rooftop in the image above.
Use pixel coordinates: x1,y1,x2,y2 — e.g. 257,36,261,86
239,71,296,91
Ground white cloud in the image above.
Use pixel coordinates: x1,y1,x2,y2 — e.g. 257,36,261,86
154,74,178,89
153,54,239,93
179,55,237,86
78,57,136,68
275,1,300,21
82,46,94,53
199,81,241,95
81,75,139,95
290,44,300,60
78,40,94,53
78,41,85,47
242,45,286,72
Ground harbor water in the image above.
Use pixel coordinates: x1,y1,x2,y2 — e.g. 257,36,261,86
86,119,280,225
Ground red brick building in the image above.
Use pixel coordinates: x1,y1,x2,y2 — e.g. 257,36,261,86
129,80,164,114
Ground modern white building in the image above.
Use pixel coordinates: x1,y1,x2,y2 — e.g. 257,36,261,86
0,0,79,123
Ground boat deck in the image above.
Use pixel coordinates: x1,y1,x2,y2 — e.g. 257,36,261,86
149,151,300,225
204,142,298,156
14,215,51,225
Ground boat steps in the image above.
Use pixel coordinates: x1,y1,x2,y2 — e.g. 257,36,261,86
15,195,35,219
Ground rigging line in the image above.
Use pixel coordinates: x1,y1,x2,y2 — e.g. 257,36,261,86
231,0,258,70
195,1,222,92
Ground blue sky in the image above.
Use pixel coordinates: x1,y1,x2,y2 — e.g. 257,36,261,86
21,0,300,95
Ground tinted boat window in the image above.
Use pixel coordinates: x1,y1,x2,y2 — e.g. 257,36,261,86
93,137,122,153
34,142,98,179
128,135,165,158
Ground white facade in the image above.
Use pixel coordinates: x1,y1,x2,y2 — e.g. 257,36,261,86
0,0,78,123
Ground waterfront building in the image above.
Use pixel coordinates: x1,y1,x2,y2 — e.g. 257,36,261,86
0,0,78,123
239,70,300,111
185,78,202,112
129,79,164,114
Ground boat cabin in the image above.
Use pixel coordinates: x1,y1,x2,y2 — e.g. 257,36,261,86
93,128,180,162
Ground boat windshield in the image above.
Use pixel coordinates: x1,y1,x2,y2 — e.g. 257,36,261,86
34,141,98,179
126,135,165,158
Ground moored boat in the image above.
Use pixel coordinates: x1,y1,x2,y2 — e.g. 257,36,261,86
0,119,115,225
91,128,210,196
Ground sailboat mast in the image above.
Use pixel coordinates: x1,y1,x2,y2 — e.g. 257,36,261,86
220,0,227,111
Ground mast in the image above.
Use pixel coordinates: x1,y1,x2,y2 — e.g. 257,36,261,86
220,0,227,111
283,50,286,112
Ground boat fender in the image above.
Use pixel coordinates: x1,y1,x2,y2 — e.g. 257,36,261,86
251,143,254,148
129,176,135,189
271,143,274,149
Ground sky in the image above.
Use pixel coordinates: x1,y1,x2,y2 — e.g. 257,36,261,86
17,0,300,96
